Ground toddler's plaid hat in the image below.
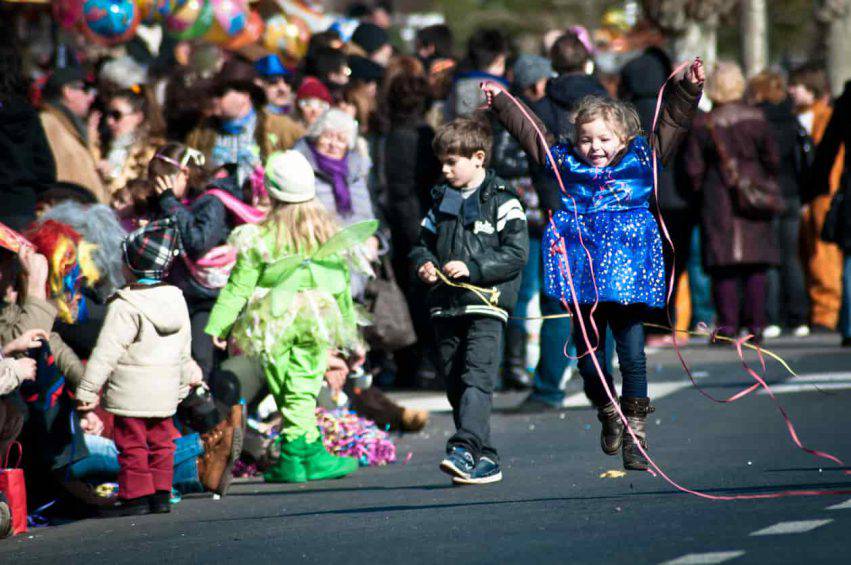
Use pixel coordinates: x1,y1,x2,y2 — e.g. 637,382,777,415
121,218,181,279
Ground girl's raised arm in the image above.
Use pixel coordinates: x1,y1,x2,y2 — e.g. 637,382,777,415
652,58,704,166
484,84,553,167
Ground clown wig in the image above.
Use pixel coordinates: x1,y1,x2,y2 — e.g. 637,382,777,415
25,220,99,323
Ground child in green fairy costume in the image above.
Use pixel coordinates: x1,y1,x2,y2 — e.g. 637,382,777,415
205,150,376,483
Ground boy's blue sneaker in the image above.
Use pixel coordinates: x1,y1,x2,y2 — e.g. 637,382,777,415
452,457,503,485
439,446,475,480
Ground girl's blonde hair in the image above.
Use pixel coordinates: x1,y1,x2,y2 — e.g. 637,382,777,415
572,96,642,144
263,198,340,255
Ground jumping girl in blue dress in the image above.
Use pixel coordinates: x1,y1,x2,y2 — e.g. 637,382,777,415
485,58,704,470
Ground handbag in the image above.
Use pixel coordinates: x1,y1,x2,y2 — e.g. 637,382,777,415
0,442,27,536
363,256,417,352
706,115,784,220
821,179,851,251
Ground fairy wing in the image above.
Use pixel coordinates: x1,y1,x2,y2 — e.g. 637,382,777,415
261,254,305,286
311,220,379,260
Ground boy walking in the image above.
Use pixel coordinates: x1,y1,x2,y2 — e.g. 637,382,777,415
411,117,528,484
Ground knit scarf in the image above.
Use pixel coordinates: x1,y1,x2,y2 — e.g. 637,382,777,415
310,144,352,214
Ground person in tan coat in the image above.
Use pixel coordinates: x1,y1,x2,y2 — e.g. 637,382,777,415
39,68,107,203
0,246,84,387
76,219,198,517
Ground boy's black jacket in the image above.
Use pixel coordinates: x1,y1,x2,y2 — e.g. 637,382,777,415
409,170,529,322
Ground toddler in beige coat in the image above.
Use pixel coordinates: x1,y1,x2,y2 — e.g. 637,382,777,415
76,219,199,517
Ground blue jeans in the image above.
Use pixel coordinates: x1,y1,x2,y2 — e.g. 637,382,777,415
574,304,647,406
69,432,203,491
839,254,851,338
511,238,576,406
688,226,715,327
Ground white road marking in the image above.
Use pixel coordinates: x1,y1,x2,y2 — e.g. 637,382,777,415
759,371,851,395
660,551,745,564
749,519,833,536
827,498,851,510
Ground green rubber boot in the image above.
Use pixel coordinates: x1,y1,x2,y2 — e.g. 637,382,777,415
263,437,308,483
303,439,359,481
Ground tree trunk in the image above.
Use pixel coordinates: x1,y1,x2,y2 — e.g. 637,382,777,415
818,0,851,95
741,0,769,77
671,19,718,67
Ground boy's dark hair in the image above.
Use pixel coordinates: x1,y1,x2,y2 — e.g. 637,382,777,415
466,28,508,71
433,116,493,166
789,63,829,100
550,32,589,75
417,24,454,59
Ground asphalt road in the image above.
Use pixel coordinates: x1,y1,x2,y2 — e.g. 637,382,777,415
3,334,851,564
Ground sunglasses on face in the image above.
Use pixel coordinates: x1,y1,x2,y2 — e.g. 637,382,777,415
106,109,134,121
298,99,330,111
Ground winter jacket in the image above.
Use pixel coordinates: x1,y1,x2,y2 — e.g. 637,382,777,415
811,80,851,200
758,99,805,204
409,170,529,322
158,176,244,302
0,297,84,389
685,103,781,268
39,103,107,203
76,284,194,418
0,96,56,224
293,139,377,227
382,122,441,260
186,108,305,165
0,358,27,396
529,73,609,212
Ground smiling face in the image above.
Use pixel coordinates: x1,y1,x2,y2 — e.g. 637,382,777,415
440,151,486,189
314,129,349,160
575,117,626,168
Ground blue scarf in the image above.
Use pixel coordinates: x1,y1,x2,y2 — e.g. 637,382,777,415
219,108,256,135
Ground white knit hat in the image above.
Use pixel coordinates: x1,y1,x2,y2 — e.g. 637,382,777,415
264,151,316,203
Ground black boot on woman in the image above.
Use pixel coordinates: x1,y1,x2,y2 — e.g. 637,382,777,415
597,401,624,455
621,397,654,470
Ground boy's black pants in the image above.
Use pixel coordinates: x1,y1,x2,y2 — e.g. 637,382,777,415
433,316,504,462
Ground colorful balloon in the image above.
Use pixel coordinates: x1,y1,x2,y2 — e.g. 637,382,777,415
137,0,174,24
262,13,310,61
82,0,140,46
222,10,264,51
211,0,247,37
166,0,213,39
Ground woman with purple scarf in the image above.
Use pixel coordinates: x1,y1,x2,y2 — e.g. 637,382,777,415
293,108,380,296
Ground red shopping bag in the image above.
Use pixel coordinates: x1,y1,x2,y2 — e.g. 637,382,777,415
0,442,27,535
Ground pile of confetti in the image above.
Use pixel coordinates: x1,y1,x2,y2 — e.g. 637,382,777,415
317,408,397,466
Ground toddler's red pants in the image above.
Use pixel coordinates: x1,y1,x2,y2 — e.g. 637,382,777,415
114,416,176,500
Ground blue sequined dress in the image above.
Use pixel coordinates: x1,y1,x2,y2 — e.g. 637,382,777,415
542,136,665,308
